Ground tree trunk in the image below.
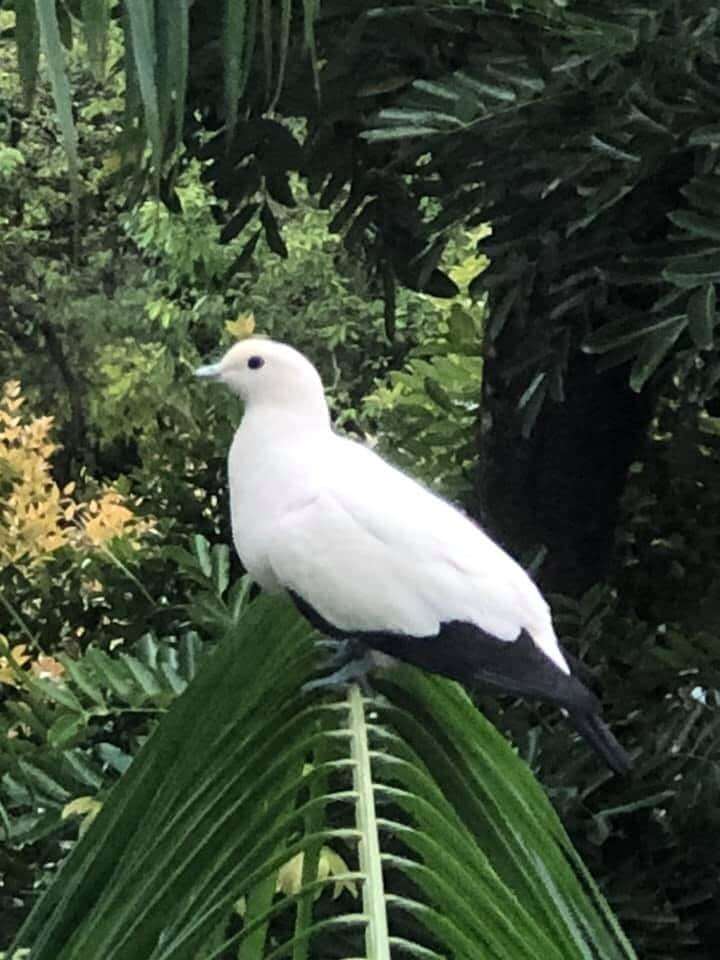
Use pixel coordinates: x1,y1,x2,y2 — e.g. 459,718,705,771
479,355,655,594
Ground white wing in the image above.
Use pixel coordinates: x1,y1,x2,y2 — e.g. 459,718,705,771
265,437,568,672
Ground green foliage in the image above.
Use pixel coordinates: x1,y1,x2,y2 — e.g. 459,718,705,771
11,595,635,960
478,406,720,958
3,6,720,958
0,534,241,945
364,348,482,499
347,2,720,427
7,2,720,423
0,143,23,178
1,34,481,518
363,230,486,497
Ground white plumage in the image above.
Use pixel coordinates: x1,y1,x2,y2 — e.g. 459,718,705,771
196,337,630,773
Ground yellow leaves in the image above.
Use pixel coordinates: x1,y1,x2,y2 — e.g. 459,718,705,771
82,491,139,545
0,643,31,686
235,845,357,917
0,381,57,470
30,655,65,682
447,226,491,292
0,482,74,567
276,847,358,900
62,795,102,818
0,381,67,568
62,795,103,836
225,312,256,340
0,381,156,574
0,643,63,688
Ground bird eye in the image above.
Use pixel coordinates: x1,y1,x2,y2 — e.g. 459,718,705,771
247,356,264,370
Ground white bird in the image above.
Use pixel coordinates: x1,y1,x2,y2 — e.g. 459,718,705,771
196,338,630,773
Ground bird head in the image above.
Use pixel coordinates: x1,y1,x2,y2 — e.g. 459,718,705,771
195,338,329,421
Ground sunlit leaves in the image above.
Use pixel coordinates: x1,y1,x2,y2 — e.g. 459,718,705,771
0,382,154,572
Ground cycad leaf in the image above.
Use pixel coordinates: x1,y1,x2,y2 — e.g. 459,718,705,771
34,0,80,206
15,0,39,109
13,597,636,960
629,318,686,392
261,0,272,100
349,684,391,959
156,0,189,156
583,314,685,354
668,210,720,243
81,0,110,80
125,0,162,176
663,250,720,288
302,0,320,98
687,283,716,350
269,0,292,111
224,0,254,144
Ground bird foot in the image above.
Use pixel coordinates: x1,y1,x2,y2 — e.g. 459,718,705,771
315,637,366,673
303,650,375,697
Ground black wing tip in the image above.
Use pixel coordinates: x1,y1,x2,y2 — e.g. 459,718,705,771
570,709,632,776
286,599,634,775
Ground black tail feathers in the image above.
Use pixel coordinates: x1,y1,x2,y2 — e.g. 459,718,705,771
569,709,632,775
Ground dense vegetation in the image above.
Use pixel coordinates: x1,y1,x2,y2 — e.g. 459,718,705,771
0,2,718,958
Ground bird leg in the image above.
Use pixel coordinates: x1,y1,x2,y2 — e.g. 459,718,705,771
304,643,375,696
314,636,366,672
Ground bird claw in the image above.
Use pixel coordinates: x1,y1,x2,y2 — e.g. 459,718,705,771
314,637,366,673
303,651,375,697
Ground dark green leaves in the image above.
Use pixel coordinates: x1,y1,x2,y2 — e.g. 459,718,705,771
125,0,162,175
363,55,541,145
14,0,39,109
12,597,636,960
47,714,87,750
9,0,720,416
663,251,720,288
270,0,292,110
156,0,189,154
629,318,686,392
583,315,686,355
302,0,320,98
81,0,111,80
667,210,720,243
447,304,477,349
34,0,79,204
261,202,288,257
687,283,716,350
224,0,255,144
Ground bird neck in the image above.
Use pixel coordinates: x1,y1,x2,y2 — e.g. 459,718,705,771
240,399,332,438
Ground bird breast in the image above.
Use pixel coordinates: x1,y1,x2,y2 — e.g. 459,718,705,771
227,422,325,591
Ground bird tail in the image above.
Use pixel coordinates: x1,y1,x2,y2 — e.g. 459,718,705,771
568,709,632,775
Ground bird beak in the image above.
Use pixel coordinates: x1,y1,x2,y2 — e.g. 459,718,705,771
194,362,222,380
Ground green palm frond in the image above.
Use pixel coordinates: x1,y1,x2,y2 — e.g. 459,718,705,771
13,595,636,959
32,0,79,209
10,2,720,407
15,0,318,175
352,1,720,425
